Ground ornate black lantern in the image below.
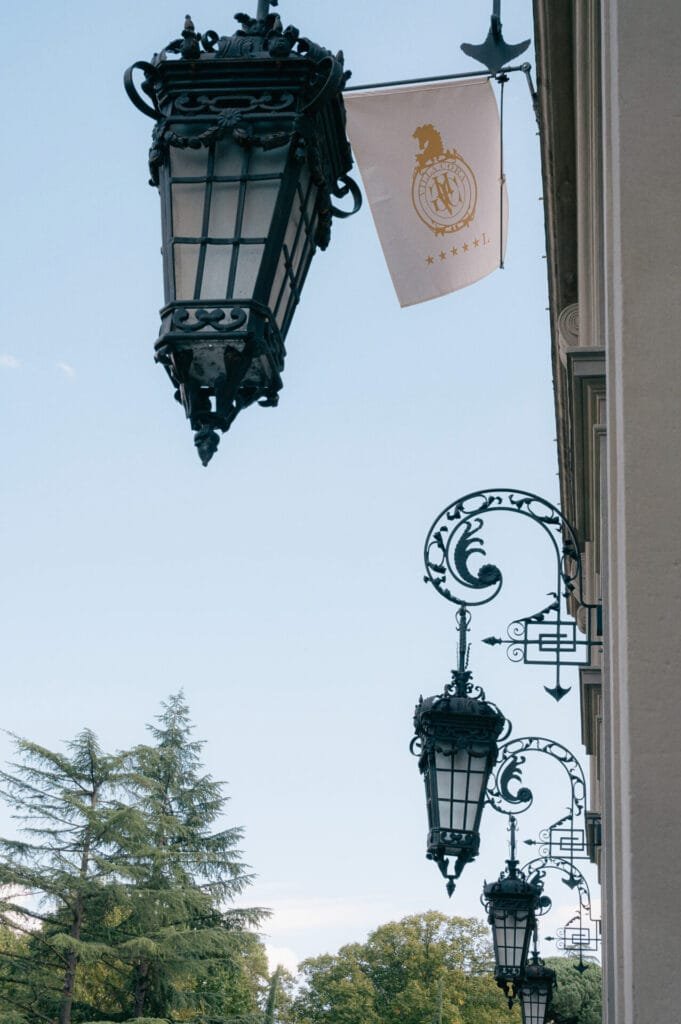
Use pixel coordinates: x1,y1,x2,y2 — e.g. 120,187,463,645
412,607,506,895
518,950,556,1024
125,1,361,464
483,818,543,1002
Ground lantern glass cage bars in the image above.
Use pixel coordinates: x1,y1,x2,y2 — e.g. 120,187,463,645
519,978,552,1024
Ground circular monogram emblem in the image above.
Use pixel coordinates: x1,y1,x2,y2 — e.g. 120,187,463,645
411,125,478,236
412,153,477,235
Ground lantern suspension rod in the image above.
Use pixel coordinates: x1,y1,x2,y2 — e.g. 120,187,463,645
345,61,531,93
507,815,519,876
450,604,472,698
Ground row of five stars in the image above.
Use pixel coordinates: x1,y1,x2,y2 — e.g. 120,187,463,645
425,237,488,265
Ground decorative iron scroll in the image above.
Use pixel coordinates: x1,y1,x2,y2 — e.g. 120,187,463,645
423,489,602,700
487,737,587,860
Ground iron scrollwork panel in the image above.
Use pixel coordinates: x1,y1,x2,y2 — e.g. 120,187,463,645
423,489,602,700
487,736,588,861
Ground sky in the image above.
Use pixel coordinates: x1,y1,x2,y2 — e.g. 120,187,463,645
0,0,599,976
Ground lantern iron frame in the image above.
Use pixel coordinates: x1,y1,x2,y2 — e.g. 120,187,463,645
125,4,361,464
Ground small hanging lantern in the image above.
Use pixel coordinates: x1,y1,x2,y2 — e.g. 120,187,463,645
125,2,361,464
412,606,506,895
483,817,543,1004
518,950,556,1024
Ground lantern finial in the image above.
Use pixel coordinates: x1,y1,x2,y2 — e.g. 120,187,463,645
195,427,220,467
256,0,278,20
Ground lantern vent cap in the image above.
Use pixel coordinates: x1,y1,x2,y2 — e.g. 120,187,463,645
414,691,507,733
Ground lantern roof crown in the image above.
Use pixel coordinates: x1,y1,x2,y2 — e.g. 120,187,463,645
414,690,506,741
523,951,556,984
152,9,347,74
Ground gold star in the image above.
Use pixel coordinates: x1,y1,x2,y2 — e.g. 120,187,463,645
426,255,434,265
463,242,469,252
473,238,480,247
439,250,447,261
450,246,458,256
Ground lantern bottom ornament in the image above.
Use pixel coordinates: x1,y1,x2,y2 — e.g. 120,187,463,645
155,299,285,466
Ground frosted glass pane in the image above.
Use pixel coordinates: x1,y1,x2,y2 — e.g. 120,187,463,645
241,147,287,238
438,799,452,830
435,750,453,771
173,244,200,301
170,145,209,179
172,184,205,238
436,769,452,798
208,182,239,239
275,278,294,331
200,246,232,301
214,140,245,177
234,244,265,298
270,252,288,322
241,179,279,238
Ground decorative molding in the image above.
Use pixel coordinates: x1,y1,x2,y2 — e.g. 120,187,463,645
557,302,580,361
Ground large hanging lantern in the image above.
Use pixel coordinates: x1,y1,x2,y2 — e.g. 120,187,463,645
483,822,543,1003
518,952,556,1024
412,608,506,895
125,3,360,464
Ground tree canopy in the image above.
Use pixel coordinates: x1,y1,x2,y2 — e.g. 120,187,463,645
0,694,268,1024
545,957,602,1024
290,911,519,1024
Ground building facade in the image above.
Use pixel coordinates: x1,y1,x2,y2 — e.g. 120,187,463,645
533,2,681,1020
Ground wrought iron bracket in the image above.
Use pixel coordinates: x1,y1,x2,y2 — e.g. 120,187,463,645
423,488,603,700
485,735,601,969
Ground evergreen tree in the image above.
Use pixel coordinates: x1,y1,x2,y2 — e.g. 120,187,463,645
545,957,602,1024
0,730,136,1024
111,692,268,1020
0,698,268,1024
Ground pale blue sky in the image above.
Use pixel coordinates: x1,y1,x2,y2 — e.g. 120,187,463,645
1,0,597,972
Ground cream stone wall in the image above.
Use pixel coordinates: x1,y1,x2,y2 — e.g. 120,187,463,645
534,1,681,1020
601,2,681,1020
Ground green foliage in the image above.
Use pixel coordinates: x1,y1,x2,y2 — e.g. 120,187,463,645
546,958,602,1024
0,695,269,1024
0,729,139,1023
291,912,518,1024
107,693,268,1020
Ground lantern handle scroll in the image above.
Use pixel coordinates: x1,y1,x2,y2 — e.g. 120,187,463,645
330,175,362,218
124,62,161,121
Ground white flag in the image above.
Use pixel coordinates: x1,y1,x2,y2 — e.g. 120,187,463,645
345,78,507,307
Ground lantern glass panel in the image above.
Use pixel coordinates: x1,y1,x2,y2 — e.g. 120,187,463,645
269,168,317,332
520,985,550,1024
492,906,532,972
435,748,489,832
166,140,290,305
242,146,285,237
